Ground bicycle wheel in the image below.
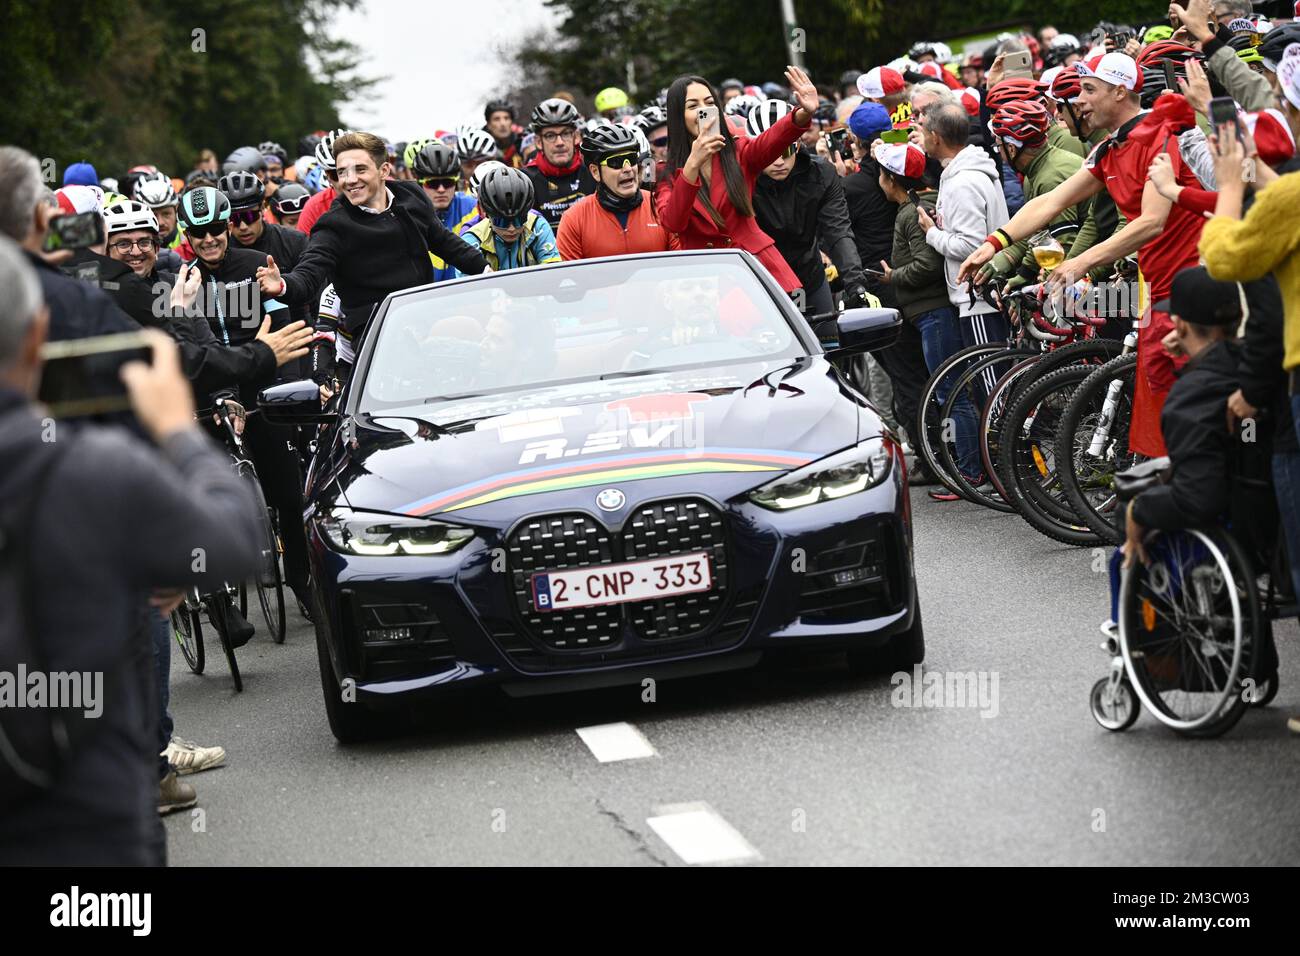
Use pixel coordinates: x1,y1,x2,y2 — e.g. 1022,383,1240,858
917,343,1030,495
1118,528,1261,737
939,348,1034,511
206,591,244,693
1054,354,1141,546
172,596,204,675
979,357,1041,504
996,363,1101,546
1003,337,1124,410
239,462,287,643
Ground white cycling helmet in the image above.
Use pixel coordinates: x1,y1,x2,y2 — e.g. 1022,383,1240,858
469,159,507,196
629,126,654,184
134,173,177,208
315,129,348,171
294,155,318,181
102,199,160,236
725,93,763,118
745,99,792,137
456,127,499,162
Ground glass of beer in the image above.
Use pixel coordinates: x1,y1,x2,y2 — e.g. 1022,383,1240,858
1031,231,1065,272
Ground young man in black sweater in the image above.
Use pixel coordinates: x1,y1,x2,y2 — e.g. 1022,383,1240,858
255,131,488,382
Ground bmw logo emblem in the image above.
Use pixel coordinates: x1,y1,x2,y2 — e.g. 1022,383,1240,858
595,488,625,511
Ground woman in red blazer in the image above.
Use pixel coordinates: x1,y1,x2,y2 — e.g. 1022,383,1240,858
655,65,820,297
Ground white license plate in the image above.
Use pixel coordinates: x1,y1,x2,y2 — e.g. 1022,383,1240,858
531,552,713,612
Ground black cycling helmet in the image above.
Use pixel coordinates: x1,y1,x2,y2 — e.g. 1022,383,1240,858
298,133,323,157
412,140,460,179
477,166,534,220
271,182,310,216
217,170,265,209
222,146,267,174
1259,23,1300,70
484,99,515,122
720,78,744,92
580,121,639,163
178,186,232,230
530,97,581,131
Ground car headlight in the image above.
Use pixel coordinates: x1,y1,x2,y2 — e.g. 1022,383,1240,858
318,507,475,556
748,437,893,511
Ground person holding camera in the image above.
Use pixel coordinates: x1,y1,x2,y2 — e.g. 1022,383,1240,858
655,65,820,297
748,100,869,316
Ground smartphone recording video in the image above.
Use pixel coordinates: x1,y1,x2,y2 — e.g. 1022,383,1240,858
38,331,153,418
696,105,719,138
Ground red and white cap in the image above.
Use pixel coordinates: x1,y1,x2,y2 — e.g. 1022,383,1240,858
918,61,945,80
857,66,905,100
1077,51,1143,92
959,87,981,117
874,142,927,179
1245,108,1297,166
54,184,104,216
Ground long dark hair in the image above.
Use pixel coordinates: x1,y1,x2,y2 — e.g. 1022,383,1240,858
664,74,754,227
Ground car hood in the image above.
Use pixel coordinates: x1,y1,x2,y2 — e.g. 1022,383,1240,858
332,357,872,520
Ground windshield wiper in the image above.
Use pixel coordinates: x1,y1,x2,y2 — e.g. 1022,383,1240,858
599,367,672,381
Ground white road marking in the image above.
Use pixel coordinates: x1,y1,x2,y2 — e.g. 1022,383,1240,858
575,722,658,763
646,802,761,865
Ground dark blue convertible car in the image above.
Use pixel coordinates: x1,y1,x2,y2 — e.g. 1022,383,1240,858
264,250,922,741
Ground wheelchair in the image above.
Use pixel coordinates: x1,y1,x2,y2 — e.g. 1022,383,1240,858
1091,451,1286,737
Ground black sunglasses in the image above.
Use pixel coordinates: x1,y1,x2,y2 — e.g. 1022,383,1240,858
186,222,226,239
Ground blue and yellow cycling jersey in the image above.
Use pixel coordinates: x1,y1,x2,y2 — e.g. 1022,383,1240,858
457,211,561,274
430,193,480,281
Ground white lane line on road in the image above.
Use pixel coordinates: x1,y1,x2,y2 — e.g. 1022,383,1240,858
575,722,658,763
646,802,762,865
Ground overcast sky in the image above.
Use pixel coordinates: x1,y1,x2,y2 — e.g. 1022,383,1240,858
330,0,559,141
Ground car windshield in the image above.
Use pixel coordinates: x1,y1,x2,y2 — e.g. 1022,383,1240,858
359,256,805,409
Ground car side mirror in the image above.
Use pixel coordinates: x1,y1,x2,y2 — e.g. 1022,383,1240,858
259,379,338,425
825,307,902,354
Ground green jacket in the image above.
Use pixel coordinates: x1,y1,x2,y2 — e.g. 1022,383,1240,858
1049,123,1087,159
995,144,1087,280
888,189,950,320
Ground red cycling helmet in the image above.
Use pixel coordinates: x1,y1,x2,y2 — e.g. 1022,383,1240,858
1048,65,1083,102
985,77,1048,111
1136,40,1202,68
991,101,1051,150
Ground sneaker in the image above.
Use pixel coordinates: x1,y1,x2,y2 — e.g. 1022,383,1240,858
909,463,939,487
1288,716,1300,735
928,488,962,502
158,771,197,815
164,736,226,775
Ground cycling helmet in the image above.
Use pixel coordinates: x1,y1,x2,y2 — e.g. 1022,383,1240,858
630,126,654,183
720,78,744,93
218,170,265,209
725,93,763,118
412,140,460,179
456,127,499,162
303,164,328,194
102,199,159,236
470,160,507,197
580,121,639,162
1137,40,1202,68
530,97,581,131
1259,23,1300,71
177,186,231,230
1141,24,1174,44
609,104,638,122
484,99,515,121
991,101,1051,150
134,172,177,208
594,87,629,113
271,182,310,217
1237,46,1264,65
909,41,938,60
298,133,323,157
984,78,1047,111
745,98,792,137
760,81,789,100
634,104,667,132
401,138,431,171
839,69,863,89
1047,65,1083,103
258,141,288,164
99,177,120,194
222,146,267,174
315,129,347,171
477,165,534,220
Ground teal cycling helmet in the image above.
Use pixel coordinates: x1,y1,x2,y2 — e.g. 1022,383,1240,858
178,186,231,230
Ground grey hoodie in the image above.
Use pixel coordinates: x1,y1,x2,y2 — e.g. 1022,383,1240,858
925,144,1010,317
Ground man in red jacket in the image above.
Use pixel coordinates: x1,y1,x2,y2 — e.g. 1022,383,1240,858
557,123,676,261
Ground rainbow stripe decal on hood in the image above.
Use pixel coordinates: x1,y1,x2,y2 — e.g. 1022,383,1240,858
399,448,814,515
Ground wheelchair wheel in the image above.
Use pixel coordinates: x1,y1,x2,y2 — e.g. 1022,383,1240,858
171,597,204,675
1090,675,1139,731
1118,528,1261,737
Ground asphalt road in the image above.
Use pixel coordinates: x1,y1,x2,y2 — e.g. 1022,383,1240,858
165,487,1300,866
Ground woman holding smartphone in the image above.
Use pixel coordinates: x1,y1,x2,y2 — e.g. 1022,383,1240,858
656,65,820,300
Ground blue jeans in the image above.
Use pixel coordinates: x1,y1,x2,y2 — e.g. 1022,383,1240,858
916,306,981,481
151,607,173,779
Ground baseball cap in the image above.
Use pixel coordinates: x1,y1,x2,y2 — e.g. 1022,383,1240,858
857,66,905,100
848,101,893,139
1244,109,1296,166
959,87,982,117
63,162,99,187
53,184,105,215
1077,52,1143,92
1152,267,1242,326
874,142,927,179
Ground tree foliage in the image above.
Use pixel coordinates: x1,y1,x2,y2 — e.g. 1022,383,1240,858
0,0,376,181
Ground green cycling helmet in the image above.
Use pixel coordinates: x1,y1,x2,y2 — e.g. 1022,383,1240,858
178,186,231,230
